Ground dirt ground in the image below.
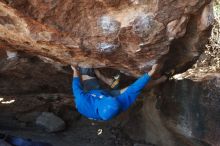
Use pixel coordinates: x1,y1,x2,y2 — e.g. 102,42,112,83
0,94,154,146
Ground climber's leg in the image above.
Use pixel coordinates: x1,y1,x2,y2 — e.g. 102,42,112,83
79,67,101,91
94,69,120,89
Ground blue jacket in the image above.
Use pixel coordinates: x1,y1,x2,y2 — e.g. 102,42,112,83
72,74,150,120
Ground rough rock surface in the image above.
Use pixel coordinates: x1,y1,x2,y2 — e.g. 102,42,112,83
0,140,12,146
122,74,220,146
159,74,220,146
0,51,72,95
36,112,66,132
0,0,214,76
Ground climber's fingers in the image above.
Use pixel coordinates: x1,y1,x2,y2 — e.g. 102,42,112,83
148,64,158,76
152,64,159,70
71,65,78,71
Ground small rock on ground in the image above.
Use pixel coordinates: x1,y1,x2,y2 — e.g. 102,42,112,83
36,112,65,132
0,140,12,146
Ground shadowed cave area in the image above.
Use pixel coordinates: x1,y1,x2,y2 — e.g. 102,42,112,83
0,49,219,146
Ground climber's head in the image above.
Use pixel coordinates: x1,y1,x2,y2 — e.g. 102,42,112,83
98,97,120,121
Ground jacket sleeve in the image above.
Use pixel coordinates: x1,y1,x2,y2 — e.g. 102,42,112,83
129,73,151,92
72,77,84,98
117,73,151,111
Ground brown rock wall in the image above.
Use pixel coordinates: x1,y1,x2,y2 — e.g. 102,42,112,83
0,0,214,76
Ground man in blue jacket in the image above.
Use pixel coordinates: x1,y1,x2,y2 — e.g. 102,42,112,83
71,64,165,121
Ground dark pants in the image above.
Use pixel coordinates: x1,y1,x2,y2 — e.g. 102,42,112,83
80,67,120,95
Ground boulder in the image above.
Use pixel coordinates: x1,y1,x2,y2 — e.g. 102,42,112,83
0,140,12,146
0,54,72,95
0,0,214,76
0,1,218,145
36,112,66,132
123,73,220,146
159,73,220,146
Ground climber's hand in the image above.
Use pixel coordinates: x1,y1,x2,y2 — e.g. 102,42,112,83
71,65,78,73
148,64,158,77
71,65,77,71
71,65,79,77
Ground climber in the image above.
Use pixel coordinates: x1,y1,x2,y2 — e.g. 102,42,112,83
71,64,167,121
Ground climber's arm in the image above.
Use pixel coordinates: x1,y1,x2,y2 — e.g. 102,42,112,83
147,64,158,77
71,65,79,78
71,66,84,97
117,64,158,111
120,64,158,93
